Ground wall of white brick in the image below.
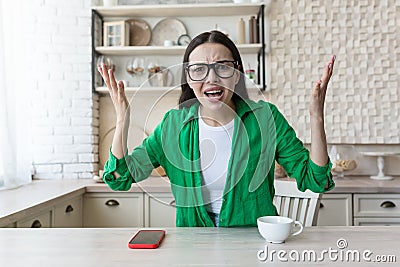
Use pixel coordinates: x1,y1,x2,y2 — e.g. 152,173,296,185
27,0,98,179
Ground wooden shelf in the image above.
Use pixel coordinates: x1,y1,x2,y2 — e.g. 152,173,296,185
95,44,263,56
92,3,264,18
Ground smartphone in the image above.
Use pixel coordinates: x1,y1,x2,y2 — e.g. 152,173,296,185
128,230,166,249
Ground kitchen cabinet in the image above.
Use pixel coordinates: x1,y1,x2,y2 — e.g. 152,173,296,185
83,193,144,227
53,196,83,228
144,192,176,227
91,3,268,94
353,193,400,226
317,194,353,226
17,209,52,228
4,222,16,228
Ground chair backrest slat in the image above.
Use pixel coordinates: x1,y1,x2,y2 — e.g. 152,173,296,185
273,179,322,227
291,197,300,220
282,196,291,217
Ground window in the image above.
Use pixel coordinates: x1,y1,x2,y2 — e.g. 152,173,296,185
0,0,32,190
0,153,4,188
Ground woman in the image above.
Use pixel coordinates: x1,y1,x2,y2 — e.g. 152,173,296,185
98,31,335,227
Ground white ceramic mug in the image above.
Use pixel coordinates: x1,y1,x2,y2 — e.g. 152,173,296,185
257,216,303,243
163,40,174,46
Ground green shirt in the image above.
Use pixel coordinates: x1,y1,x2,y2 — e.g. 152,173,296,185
103,99,335,227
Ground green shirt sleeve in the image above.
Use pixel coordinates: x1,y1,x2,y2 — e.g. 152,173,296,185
102,149,133,191
271,104,335,193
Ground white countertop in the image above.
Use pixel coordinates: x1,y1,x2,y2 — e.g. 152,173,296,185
0,226,399,266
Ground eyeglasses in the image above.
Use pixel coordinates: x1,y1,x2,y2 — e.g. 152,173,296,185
185,60,238,81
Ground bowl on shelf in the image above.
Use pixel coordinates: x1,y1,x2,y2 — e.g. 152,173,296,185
331,159,357,178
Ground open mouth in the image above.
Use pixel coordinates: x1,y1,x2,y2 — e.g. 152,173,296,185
204,89,223,98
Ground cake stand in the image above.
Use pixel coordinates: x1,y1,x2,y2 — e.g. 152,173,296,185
360,152,400,180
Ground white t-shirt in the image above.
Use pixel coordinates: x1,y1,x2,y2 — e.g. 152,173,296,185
198,111,234,214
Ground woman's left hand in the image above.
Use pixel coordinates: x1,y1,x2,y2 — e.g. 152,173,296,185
309,55,336,118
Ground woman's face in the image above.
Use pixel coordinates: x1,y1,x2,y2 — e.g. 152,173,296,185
186,43,240,112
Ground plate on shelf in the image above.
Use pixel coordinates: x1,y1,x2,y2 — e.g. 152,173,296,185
127,19,151,46
151,18,187,46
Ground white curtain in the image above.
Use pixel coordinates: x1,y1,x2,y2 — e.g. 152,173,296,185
0,0,32,190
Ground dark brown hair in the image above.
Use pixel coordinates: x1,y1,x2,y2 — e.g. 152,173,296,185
179,31,249,109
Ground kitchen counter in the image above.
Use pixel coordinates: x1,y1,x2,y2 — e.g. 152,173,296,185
1,176,400,226
278,176,400,193
0,177,171,225
0,226,398,266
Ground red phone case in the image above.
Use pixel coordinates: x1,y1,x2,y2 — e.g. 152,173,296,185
128,230,165,249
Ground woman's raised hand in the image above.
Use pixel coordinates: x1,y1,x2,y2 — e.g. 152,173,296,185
309,55,336,118
98,63,130,124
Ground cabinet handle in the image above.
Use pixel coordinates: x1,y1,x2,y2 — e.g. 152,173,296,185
380,201,396,208
319,202,324,209
105,199,120,207
65,205,74,213
169,199,176,207
31,220,42,228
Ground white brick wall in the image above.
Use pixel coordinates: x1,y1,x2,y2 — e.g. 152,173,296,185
27,0,98,179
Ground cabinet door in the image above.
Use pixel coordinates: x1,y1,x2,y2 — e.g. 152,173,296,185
17,210,52,228
83,193,144,227
53,196,83,228
354,217,400,226
317,194,353,226
144,193,176,227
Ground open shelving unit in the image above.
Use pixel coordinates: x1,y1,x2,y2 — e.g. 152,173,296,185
91,2,267,94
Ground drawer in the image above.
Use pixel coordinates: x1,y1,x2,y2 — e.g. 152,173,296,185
83,193,144,227
354,194,400,217
53,196,83,227
17,210,52,228
354,217,400,226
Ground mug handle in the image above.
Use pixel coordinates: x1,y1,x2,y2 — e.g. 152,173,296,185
291,221,303,236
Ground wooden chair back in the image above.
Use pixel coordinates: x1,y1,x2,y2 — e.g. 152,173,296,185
273,179,322,226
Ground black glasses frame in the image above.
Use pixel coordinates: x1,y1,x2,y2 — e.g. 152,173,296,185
185,60,239,81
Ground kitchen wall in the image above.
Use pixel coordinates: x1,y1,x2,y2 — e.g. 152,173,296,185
263,0,400,175
266,0,400,144
28,0,399,179
27,0,98,179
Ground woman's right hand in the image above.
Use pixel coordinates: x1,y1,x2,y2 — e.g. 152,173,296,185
98,63,130,124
